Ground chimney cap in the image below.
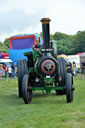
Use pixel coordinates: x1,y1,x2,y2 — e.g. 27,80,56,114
40,18,51,24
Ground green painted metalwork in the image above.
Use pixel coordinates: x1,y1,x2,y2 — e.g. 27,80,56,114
33,50,39,60
44,77,54,86
44,77,53,83
29,67,35,73
32,86,65,91
46,88,51,93
34,60,39,73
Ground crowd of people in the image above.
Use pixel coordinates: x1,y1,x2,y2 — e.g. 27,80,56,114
0,63,17,80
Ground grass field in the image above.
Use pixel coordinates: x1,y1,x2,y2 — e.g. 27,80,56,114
0,76,85,128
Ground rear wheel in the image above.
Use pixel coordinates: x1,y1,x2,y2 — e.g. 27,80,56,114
17,59,28,97
56,57,66,95
58,57,66,85
66,73,73,103
22,74,32,104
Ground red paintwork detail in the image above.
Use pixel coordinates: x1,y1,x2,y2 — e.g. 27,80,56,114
41,59,55,74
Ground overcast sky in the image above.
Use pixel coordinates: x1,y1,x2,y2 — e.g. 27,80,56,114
0,0,85,41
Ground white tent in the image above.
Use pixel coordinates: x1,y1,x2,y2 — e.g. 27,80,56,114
68,55,80,69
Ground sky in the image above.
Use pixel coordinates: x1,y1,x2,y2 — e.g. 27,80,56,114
0,0,85,41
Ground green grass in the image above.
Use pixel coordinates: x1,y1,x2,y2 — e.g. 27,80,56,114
0,76,85,128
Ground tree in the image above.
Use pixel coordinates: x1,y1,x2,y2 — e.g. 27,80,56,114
0,42,8,53
55,35,75,55
3,38,10,48
0,38,9,53
73,31,85,53
40,32,43,39
53,32,68,40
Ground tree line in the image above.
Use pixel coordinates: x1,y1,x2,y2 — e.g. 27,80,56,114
0,30,85,55
40,30,85,55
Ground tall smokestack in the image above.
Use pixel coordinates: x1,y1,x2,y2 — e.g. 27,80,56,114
40,18,51,49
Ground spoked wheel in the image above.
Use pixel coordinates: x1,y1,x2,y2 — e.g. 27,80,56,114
66,73,73,103
22,74,32,104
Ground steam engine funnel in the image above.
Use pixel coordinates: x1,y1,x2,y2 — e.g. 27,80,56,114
40,18,51,49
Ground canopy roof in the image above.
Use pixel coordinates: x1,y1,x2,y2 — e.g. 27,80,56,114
75,53,83,55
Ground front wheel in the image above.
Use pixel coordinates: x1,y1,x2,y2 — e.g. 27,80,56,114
22,74,32,104
66,73,73,103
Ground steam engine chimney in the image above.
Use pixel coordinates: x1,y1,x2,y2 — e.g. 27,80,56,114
40,18,51,49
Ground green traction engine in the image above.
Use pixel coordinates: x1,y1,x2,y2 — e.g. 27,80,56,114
17,18,75,104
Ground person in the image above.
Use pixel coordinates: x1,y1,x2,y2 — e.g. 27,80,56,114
66,61,73,74
81,62,85,79
0,65,3,80
3,64,8,80
11,63,16,79
32,37,41,51
72,61,77,76
32,37,43,56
